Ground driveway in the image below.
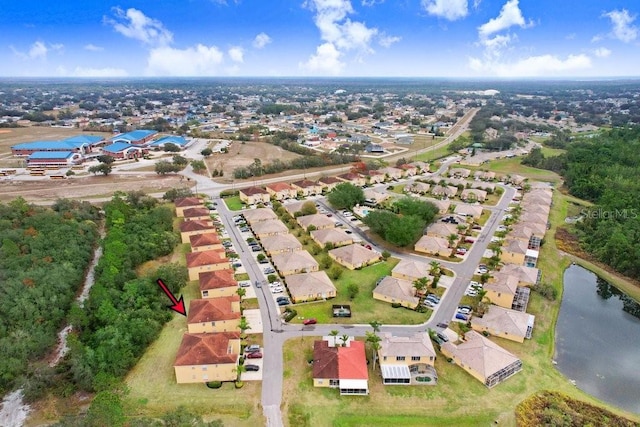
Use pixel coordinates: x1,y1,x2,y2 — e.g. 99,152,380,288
243,309,264,334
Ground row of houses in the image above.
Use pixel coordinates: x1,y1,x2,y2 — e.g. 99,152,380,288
238,162,431,205
173,197,242,384
11,130,191,166
372,259,438,309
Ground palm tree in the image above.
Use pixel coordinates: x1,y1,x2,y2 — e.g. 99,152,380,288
237,287,247,299
239,316,251,339
447,233,458,248
365,331,382,371
234,363,247,383
429,261,441,277
329,330,339,346
369,320,382,334
412,277,429,297
340,334,350,347
479,272,491,285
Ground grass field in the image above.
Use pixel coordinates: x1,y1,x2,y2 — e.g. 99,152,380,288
290,258,432,325
279,186,640,427
124,276,264,426
479,157,563,184
225,196,244,211
0,127,112,154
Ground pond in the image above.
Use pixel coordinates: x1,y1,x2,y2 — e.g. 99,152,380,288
555,264,640,414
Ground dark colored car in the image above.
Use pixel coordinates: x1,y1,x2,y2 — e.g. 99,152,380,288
245,344,260,353
246,352,263,359
277,299,290,306
245,364,260,372
303,318,317,325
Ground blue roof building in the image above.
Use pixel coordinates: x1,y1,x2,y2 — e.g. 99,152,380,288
103,142,135,153
63,135,105,145
28,151,75,160
148,135,188,148
26,150,82,166
11,134,105,155
111,130,158,144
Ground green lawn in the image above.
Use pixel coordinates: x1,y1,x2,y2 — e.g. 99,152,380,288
224,195,244,211
291,258,432,325
540,146,566,157
481,157,563,184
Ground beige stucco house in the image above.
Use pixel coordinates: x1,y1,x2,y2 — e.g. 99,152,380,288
187,296,241,333
174,332,240,384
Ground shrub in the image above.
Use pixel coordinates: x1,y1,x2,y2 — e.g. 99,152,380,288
283,308,298,322
391,302,402,308
206,381,223,389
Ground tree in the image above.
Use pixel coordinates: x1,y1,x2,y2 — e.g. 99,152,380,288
163,187,193,201
172,155,188,167
327,182,365,210
381,250,391,260
480,272,491,284
88,163,112,176
429,261,441,277
155,160,180,175
236,287,247,300
300,201,317,216
347,283,359,300
163,143,181,152
201,148,213,157
190,160,206,173
256,253,266,263
447,233,458,248
96,155,116,164
85,391,125,427
340,334,350,347
412,277,429,297
329,265,343,280
365,331,382,371
239,316,251,338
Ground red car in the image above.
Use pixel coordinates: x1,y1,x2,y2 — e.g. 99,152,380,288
303,318,317,325
246,352,263,359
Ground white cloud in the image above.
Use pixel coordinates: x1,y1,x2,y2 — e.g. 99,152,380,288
361,0,384,5
146,44,224,76
84,44,104,52
253,32,272,49
469,53,592,77
300,42,344,75
479,34,513,58
11,41,63,60
72,67,128,77
228,46,244,62
106,7,173,46
603,9,638,43
478,0,532,39
379,34,401,48
593,47,612,58
422,0,468,21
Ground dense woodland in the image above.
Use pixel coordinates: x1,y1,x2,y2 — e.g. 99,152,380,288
0,199,100,394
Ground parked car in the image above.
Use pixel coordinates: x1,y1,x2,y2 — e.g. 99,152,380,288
345,230,353,234
251,246,262,252
263,267,275,274
238,281,251,288
258,258,269,264
436,322,449,328
303,318,317,325
436,332,449,342
455,312,469,321
277,299,290,306
246,352,263,359
465,289,478,297
423,300,436,308
245,345,260,353
245,364,260,372
457,306,472,315
364,244,372,250
426,294,440,303
276,296,288,302
271,286,284,294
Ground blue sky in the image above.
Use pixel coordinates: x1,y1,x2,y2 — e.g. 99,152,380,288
0,0,639,78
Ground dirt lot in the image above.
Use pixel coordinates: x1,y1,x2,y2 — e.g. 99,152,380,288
0,174,186,203
205,140,302,181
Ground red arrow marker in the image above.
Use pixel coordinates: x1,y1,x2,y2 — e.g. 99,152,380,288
156,278,186,316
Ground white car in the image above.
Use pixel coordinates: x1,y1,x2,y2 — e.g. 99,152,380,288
238,281,251,288
271,286,284,294
465,289,478,297
457,306,472,315
269,281,282,287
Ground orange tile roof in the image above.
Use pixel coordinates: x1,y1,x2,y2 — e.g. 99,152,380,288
187,297,241,323
175,197,202,208
199,269,236,290
291,179,317,188
183,207,211,217
186,249,227,268
189,232,221,248
240,186,268,195
338,340,368,380
174,332,239,366
318,176,341,185
266,182,294,191
179,220,214,232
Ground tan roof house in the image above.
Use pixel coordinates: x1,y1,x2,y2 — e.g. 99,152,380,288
312,338,369,395
406,181,431,195
266,182,296,201
409,161,430,174
337,172,366,187
460,189,487,202
251,219,289,238
242,208,277,224
175,197,203,216
414,235,451,257
431,185,458,198
187,296,241,333
328,244,382,270
378,166,403,180
440,331,522,388
283,200,307,217
239,186,270,205
427,198,451,214
285,271,337,303
272,250,319,276
378,332,437,385
186,249,231,280
182,207,211,222
297,214,336,231
198,269,237,298
392,259,430,282
470,181,496,192
373,276,420,309
449,167,471,178
398,164,418,177
425,222,459,239
484,275,520,309
363,170,385,184
291,179,322,196
189,233,223,252
363,188,390,204
260,233,303,255
508,174,526,186
318,176,341,192
471,305,535,343
174,332,240,384
310,228,354,248
500,239,528,265
179,219,215,243
454,203,483,219
498,264,541,286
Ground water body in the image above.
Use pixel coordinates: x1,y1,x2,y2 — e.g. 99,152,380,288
555,264,640,414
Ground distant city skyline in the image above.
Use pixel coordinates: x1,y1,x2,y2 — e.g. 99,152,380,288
1,1,639,78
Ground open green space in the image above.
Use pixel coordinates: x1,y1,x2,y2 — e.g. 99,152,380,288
224,195,244,211
479,157,563,184
291,258,432,325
